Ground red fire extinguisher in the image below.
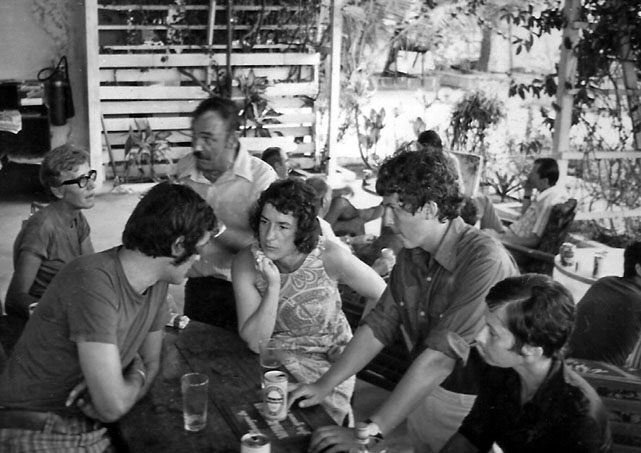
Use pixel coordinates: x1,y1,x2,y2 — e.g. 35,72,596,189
38,56,75,126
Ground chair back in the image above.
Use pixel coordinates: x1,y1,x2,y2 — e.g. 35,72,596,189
567,358,641,453
537,198,578,255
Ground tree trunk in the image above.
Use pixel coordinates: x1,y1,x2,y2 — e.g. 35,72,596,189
477,26,492,72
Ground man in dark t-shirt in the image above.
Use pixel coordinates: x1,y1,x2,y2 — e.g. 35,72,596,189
0,183,216,452
569,241,641,368
441,274,612,453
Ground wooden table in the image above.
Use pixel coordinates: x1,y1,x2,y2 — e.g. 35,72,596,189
115,321,334,452
553,247,624,303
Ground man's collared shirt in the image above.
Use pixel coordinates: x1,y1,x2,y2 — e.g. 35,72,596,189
509,184,568,239
362,217,518,393
459,359,612,453
177,145,276,280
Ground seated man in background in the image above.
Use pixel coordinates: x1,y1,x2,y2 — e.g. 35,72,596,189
0,183,216,451
491,158,567,248
261,146,290,180
441,274,612,453
6,144,96,319
568,241,641,368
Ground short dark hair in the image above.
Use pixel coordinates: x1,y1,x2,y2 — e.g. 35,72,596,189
261,147,284,168
624,241,641,278
417,130,443,149
250,179,320,254
122,183,216,265
534,158,559,186
40,144,90,190
375,150,464,220
192,96,240,132
486,274,575,359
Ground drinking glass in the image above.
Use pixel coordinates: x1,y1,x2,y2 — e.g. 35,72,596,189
259,338,283,369
181,372,209,432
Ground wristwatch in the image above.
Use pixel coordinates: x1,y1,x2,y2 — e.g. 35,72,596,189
363,418,384,440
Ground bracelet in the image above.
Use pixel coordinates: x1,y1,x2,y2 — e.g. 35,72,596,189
133,368,147,387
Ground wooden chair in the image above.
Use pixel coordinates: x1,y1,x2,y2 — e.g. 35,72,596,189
567,358,641,452
503,198,578,275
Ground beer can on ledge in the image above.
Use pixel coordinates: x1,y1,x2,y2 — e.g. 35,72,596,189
240,432,271,453
559,243,576,267
593,251,604,279
262,370,288,421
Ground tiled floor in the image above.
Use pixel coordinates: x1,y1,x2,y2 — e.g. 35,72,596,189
0,175,407,439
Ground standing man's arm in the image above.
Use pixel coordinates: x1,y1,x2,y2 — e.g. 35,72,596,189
307,348,455,453
290,324,385,408
214,226,255,254
368,349,454,434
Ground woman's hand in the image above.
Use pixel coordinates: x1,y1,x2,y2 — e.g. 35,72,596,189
254,251,280,289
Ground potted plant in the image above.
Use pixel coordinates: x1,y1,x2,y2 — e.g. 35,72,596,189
122,119,174,182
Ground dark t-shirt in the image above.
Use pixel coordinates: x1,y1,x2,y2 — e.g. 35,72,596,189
459,359,612,453
568,276,641,367
0,247,168,414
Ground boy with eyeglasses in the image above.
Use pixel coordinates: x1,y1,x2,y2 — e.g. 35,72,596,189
0,183,216,452
6,144,97,323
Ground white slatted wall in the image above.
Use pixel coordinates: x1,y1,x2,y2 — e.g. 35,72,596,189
86,1,323,182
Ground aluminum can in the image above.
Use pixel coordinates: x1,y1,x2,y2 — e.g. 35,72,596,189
262,370,288,421
593,252,604,278
559,243,576,267
240,432,271,453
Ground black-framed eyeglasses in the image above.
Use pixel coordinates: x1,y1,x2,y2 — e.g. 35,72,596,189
61,170,97,188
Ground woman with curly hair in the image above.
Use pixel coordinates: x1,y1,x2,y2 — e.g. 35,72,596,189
232,179,386,425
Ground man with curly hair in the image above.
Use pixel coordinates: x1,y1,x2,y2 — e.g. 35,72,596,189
291,150,518,453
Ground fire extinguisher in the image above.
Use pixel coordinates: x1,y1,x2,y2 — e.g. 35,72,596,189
38,56,75,126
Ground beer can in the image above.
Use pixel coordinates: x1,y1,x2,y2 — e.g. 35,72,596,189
240,432,271,453
593,252,603,278
262,370,288,421
559,243,576,267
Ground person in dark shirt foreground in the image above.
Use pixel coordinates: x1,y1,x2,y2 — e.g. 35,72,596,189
441,274,612,453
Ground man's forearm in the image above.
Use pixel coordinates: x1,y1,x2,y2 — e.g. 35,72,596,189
5,291,37,318
316,325,384,392
501,231,540,248
369,349,455,436
215,227,254,254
